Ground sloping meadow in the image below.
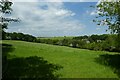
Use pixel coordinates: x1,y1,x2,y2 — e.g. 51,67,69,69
2,40,120,79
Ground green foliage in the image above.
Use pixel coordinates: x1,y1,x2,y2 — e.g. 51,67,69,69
93,1,120,52
94,0,120,34
0,0,12,30
0,0,12,14
70,39,78,48
36,34,119,52
5,32,36,42
116,35,120,51
77,40,86,48
0,0,19,40
61,38,70,46
73,35,88,40
88,35,100,42
5,33,119,52
95,54,120,78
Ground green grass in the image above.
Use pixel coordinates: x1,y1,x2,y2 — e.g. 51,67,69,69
2,40,119,78
37,36,73,40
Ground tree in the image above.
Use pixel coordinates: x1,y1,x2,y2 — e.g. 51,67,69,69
93,0,120,34
0,0,18,39
93,0,120,51
89,35,99,42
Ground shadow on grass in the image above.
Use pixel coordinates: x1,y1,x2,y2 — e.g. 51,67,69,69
2,44,15,54
2,43,63,80
95,54,120,78
2,43,15,75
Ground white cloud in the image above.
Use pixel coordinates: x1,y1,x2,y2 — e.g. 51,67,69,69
90,11,97,15
7,2,85,37
55,9,76,16
86,10,97,16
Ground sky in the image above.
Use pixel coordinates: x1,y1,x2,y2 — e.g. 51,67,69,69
5,0,109,37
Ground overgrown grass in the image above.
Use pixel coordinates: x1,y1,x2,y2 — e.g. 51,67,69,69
2,40,119,78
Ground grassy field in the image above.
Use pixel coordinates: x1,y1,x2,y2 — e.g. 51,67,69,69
37,36,73,40
2,40,119,78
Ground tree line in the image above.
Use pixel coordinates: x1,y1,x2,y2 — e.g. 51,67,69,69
36,34,119,52
4,32,120,52
4,32,36,42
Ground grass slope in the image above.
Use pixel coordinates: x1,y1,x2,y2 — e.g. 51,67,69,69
3,40,119,78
